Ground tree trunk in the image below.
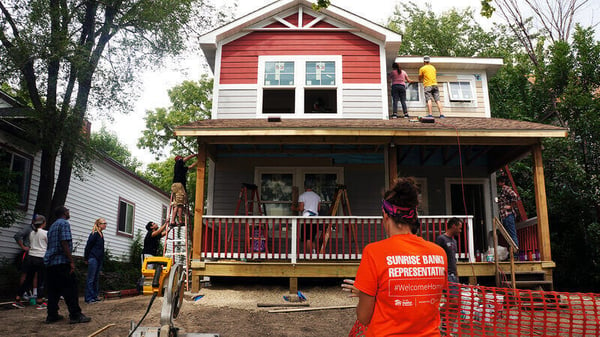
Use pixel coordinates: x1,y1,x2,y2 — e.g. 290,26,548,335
33,148,58,221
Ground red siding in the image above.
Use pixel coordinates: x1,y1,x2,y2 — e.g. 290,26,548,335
283,13,298,26
302,13,315,27
220,31,381,84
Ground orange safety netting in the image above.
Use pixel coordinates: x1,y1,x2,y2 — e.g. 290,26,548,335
349,283,600,336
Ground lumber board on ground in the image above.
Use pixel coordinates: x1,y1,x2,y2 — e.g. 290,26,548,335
268,305,355,313
257,303,310,307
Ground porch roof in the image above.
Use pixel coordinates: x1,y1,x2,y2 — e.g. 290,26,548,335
175,117,567,144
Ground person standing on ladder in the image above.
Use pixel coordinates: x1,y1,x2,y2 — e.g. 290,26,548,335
497,175,519,247
292,180,321,254
170,154,197,226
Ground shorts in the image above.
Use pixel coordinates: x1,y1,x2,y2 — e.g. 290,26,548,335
424,85,440,102
301,221,320,241
171,182,187,206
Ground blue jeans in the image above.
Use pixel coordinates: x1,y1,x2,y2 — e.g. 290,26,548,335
85,257,102,302
391,84,407,114
502,214,519,248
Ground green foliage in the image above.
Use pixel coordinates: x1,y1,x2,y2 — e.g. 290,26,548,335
0,0,225,218
138,76,213,159
90,126,143,173
129,229,145,269
0,167,22,228
488,23,600,291
388,2,502,57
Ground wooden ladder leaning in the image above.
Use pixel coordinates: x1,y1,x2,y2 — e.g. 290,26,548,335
232,183,268,254
320,185,358,254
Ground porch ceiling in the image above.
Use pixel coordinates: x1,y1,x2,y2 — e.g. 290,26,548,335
175,118,566,173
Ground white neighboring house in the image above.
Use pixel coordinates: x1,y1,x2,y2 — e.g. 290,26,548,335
0,89,169,261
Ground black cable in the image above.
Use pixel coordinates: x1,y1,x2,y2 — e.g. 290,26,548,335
127,291,158,337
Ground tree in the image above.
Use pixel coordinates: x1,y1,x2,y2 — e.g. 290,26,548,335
388,2,503,57
90,126,142,173
0,1,224,220
138,76,213,159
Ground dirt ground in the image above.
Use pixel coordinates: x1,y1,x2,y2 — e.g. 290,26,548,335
0,278,358,337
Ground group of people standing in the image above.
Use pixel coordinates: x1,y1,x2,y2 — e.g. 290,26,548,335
389,55,444,119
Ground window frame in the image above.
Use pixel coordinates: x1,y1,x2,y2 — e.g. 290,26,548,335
405,82,425,108
257,55,343,117
0,145,33,209
117,197,135,237
444,76,478,108
255,167,344,216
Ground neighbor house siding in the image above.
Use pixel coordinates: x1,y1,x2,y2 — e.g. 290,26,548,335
219,31,380,85
0,131,169,261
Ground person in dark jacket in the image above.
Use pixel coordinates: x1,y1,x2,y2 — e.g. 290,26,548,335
83,218,106,304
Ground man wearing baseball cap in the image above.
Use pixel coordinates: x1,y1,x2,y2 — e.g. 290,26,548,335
419,56,445,118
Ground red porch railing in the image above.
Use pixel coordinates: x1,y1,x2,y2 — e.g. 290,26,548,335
200,215,476,262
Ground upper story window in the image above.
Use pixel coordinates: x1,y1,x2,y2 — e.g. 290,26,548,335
405,82,425,107
117,197,135,237
0,147,32,208
447,81,474,101
259,56,342,116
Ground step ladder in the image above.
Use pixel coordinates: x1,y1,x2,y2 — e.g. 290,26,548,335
163,191,190,290
233,183,267,254
320,185,358,254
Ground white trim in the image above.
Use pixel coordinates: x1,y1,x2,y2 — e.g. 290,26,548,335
206,158,215,215
443,76,478,108
379,44,389,119
257,55,343,118
444,177,492,240
481,72,492,118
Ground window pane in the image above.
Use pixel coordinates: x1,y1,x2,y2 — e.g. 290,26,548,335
406,82,420,101
304,173,338,215
126,204,134,234
119,201,127,232
264,61,294,86
11,155,30,205
460,82,473,99
305,89,337,113
306,61,335,86
260,174,293,216
262,89,295,114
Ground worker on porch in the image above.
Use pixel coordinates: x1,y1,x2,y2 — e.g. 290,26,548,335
292,180,321,254
497,176,519,247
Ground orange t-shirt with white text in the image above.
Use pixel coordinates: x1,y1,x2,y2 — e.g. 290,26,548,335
354,234,448,337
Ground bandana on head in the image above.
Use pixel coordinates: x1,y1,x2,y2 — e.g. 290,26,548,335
382,199,417,221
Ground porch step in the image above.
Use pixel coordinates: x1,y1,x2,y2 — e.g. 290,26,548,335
500,271,553,291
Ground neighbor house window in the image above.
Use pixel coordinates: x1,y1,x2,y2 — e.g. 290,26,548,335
117,198,135,236
447,81,474,101
259,56,341,116
0,147,32,207
405,82,425,108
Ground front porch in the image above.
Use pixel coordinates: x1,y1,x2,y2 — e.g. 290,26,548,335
190,215,552,291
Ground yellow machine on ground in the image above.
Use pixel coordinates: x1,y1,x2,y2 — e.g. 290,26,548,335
129,257,219,337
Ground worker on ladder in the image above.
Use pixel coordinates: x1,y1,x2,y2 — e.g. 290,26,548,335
170,154,197,226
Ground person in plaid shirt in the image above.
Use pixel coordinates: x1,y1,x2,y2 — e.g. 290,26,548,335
497,176,519,247
44,206,91,324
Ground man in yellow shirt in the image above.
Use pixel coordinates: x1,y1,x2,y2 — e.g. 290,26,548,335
419,56,444,118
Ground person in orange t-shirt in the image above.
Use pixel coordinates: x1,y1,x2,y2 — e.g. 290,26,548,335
343,177,448,336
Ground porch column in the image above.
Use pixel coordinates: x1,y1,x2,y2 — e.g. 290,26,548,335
388,145,397,185
532,143,551,261
192,141,207,292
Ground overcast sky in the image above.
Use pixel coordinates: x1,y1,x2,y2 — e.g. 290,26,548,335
93,0,599,167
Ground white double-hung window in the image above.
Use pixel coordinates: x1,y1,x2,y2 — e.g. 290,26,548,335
259,56,342,116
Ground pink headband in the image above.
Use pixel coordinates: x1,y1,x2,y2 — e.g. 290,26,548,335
382,199,417,220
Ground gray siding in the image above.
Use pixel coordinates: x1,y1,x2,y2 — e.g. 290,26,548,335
342,88,383,117
216,88,258,118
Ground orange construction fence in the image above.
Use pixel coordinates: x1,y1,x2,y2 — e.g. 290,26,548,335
349,283,600,336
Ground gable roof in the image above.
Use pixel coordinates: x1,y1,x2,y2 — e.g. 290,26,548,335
200,0,402,72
